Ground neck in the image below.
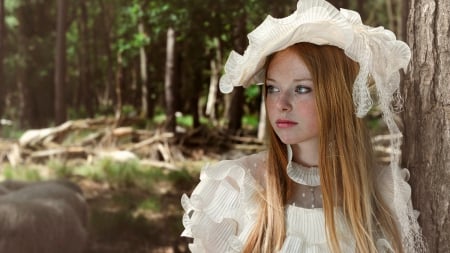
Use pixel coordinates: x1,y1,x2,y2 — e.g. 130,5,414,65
291,140,319,167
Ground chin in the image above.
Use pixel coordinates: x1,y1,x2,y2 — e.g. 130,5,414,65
278,137,301,145
277,135,318,146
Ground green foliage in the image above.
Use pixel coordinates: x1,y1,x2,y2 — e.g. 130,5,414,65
153,113,166,125
47,158,72,178
167,168,194,185
72,158,140,187
245,85,261,103
242,114,259,130
1,0,403,129
176,114,193,128
122,104,138,117
2,164,42,181
138,197,161,212
0,125,24,139
103,159,138,187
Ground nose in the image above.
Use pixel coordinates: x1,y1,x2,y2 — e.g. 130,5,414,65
276,92,292,112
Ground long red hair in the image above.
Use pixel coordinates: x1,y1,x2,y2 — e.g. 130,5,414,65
243,43,403,253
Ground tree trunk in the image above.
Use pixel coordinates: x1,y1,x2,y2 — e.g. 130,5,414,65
257,90,266,141
138,21,148,118
99,0,114,109
227,87,244,134
77,0,93,117
205,38,221,123
328,0,350,8
54,0,68,124
114,52,123,124
402,1,450,252
226,6,246,134
0,0,5,118
357,0,365,21
386,0,395,31
164,27,176,133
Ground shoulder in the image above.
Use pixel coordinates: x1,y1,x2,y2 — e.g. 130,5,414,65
203,151,267,185
181,151,267,252
375,165,412,205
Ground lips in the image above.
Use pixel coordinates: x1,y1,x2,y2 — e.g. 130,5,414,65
275,119,298,128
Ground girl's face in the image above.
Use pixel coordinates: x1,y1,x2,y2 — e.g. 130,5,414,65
265,47,319,147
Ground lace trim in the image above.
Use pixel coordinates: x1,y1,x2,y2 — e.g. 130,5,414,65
286,144,321,186
287,162,321,186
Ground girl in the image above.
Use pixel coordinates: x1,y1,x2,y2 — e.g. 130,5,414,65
181,0,425,252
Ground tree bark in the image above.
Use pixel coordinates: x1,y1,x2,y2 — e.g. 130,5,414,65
205,38,221,123
0,0,5,118
138,21,148,118
164,27,176,133
227,6,246,134
99,0,114,109
78,0,93,117
328,0,350,9
356,0,365,21
403,1,450,252
257,90,266,141
54,0,68,124
114,52,123,124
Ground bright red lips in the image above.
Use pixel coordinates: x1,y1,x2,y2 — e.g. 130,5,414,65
275,119,298,128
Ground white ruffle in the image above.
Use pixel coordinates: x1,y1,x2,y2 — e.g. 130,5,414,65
281,205,355,253
181,153,266,252
286,144,321,186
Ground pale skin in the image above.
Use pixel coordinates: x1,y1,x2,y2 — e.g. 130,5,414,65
266,47,319,167
265,46,322,207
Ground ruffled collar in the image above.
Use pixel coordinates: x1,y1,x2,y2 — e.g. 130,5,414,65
286,145,321,186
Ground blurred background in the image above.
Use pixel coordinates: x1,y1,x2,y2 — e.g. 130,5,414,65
0,0,407,252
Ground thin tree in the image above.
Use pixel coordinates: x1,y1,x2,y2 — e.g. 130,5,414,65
205,37,221,123
99,0,114,108
226,7,246,134
402,0,450,252
77,0,93,117
54,0,68,124
0,0,5,118
114,52,123,124
138,17,148,118
164,27,176,133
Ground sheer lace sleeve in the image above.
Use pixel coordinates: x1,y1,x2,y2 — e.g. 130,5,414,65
376,165,426,253
181,153,266,252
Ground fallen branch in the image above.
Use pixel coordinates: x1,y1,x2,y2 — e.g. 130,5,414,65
127,132,174,151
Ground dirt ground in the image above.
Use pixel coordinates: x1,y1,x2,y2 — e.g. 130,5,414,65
79,177,194,253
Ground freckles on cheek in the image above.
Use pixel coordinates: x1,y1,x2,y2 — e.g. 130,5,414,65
298,103,319,128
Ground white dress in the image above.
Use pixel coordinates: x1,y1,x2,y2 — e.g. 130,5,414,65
181,151,418,253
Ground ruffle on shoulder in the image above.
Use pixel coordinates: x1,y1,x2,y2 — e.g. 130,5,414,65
181,156,265,252
376,165,426,253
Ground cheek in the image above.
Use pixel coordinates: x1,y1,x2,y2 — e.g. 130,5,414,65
298,101,319,129
265,99,276,120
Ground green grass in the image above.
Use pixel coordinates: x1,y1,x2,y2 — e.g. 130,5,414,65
1,155,201,198
0,125,24,139
1,164,42,181
153,112,220,129
138,197,162,212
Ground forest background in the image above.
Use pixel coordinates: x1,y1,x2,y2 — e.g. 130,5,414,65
0,0,448,253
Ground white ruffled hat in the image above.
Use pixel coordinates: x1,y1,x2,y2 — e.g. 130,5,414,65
219,0,410,119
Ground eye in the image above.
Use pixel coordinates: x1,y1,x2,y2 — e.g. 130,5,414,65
295,85,312,94
266,85,279,94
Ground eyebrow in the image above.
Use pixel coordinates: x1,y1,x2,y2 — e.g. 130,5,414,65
265,78,313,82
